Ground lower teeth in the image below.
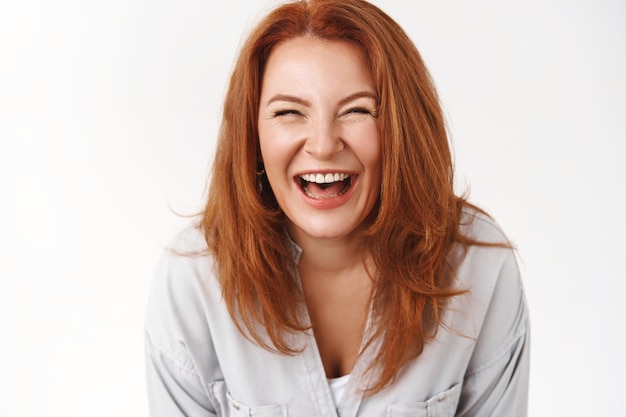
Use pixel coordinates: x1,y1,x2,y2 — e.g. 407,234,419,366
301,177,351,199
304,189,339,199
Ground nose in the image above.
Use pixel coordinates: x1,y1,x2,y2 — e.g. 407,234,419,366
303,119,344,160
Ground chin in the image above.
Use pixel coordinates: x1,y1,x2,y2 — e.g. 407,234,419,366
289,218,363,241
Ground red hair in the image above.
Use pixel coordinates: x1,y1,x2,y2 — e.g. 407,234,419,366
202,0,491,393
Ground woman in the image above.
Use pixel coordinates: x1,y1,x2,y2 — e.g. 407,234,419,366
145,0,530,416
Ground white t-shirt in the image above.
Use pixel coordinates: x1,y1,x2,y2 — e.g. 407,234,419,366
328,374,351,408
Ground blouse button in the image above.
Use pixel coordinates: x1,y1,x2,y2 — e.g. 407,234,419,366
438,393,446,402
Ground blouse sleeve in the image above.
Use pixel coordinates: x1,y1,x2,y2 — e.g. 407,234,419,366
456,248,531,417
145,333,217,417
144,229,219,417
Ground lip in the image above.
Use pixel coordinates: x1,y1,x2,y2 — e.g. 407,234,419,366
293,171,358,210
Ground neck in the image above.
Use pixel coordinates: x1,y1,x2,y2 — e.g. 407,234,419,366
287,227,367,275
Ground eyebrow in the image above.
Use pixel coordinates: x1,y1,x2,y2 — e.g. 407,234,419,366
266,94,311,107
338,91,377,107
265,91,377,107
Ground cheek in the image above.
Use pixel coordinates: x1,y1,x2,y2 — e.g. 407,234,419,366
355,126,382,171
258,135,280,175
258,132,294,188
259,124,304,167
364,144,382,168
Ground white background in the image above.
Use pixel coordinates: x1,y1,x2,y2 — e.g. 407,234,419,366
0,0,624,416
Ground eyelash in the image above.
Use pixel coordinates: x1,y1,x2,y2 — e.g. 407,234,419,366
345,107,371,115
273,107,375,117
273,109,302,117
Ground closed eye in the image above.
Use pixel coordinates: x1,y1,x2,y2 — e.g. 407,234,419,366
348,107,370,114
274,109,303,117
344,107,377,117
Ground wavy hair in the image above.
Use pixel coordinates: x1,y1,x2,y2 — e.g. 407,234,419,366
202,0,488,393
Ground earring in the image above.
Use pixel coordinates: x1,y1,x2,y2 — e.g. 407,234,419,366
256,162,265,193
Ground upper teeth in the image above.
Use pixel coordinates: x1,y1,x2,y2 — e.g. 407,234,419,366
300,173,349,183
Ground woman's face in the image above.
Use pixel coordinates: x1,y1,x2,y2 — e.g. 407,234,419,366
258,37,381,243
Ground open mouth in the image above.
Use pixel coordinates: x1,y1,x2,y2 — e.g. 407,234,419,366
298,173,353,199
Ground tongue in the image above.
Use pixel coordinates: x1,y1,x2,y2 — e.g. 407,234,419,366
307,181,345,197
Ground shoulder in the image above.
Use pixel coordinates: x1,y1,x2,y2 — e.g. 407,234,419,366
458,205,511,246
453,205,521,302
453,205,520,293
451,205,529,373
145,223,218,372
150,223,215,314
164,222,211,256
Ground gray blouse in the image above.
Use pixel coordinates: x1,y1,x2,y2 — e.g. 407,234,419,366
145,210,529,416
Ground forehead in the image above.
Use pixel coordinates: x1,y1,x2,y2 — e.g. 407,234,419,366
260,36,373,91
